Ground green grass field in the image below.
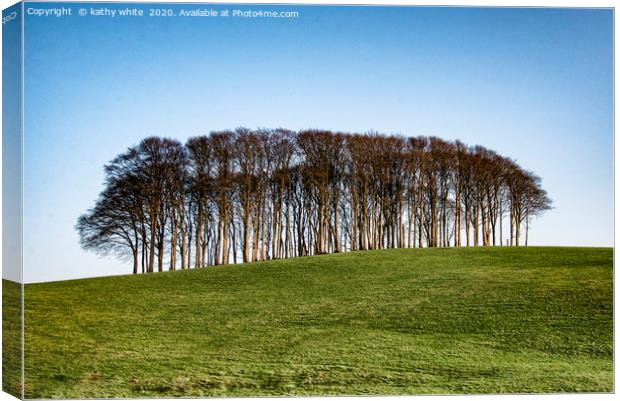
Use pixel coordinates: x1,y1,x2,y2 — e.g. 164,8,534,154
21,247,613,398
2,279,22,398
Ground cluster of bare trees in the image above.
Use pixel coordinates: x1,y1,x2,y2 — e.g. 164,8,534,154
77,129,551,274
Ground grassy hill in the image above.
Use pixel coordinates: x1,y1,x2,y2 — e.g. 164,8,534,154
2,279,22,398
20,247,612,398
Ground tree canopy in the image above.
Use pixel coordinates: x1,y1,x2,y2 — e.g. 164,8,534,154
77,129,552,274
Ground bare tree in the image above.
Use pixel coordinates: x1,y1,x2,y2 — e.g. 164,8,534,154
78,129,552,275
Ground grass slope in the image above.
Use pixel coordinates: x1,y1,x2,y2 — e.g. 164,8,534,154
3,279,22,398
23,247,612,398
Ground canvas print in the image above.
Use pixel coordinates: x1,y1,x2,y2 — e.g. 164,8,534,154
1,1,614,399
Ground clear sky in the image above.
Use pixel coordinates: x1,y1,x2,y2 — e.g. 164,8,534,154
18,3,612,283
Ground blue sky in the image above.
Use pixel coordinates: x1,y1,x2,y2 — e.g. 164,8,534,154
19,3,612,282
3,2,22,283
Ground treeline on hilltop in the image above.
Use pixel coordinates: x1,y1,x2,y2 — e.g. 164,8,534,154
77,128,551,274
